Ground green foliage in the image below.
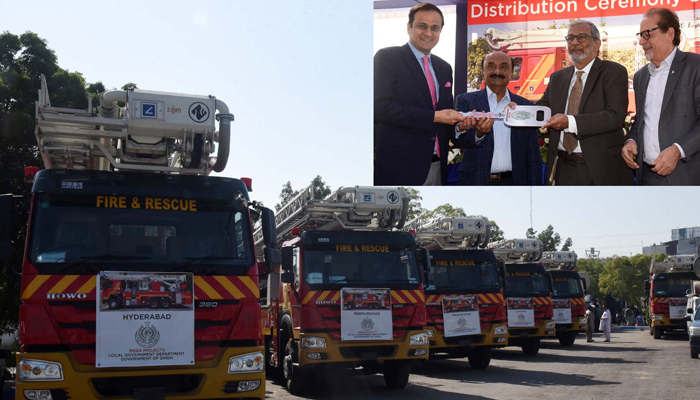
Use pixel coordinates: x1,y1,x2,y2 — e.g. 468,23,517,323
598,254,665,308
490,220,504,242
402,187,424,222
525,227,537,239
422,204,466,220
537,225,561,251
601,49,635,78
576,258,604,301
274,176,331,211
561,237,573,251
467,37,491,90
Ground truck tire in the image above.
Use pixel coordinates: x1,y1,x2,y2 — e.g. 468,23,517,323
653,327,662,339
284,339,307,395
468,347,492,370
383,360,410,389
160,297,171,309
691,348,699,359
108,296,122,310
149,297,159,309
521,338,540,356
558,332,577,347
265,336,277,378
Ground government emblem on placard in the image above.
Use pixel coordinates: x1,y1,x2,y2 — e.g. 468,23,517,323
135,321,161,348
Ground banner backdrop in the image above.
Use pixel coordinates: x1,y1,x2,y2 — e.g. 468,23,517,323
466,1,700,107
96,271,194,368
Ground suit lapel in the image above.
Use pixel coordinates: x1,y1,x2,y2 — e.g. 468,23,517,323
556,67,575,114
661,50,686,115
401,44,433,108
477,89,490,112
579,58,602,112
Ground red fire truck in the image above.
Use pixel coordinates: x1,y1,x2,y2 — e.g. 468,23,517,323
410,216,507,370
541,251,588,346
0,75,280,399
256,185,429,395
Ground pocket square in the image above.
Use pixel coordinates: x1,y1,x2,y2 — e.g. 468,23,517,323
444,81,452,88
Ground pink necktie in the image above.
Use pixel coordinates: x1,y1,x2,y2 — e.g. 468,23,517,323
423,55,439,157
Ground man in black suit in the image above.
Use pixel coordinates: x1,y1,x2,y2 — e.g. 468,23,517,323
537,20,633,185
374,3,465,185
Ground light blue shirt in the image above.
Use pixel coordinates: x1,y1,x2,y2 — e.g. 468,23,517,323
407,41,439,102
479,87,512,173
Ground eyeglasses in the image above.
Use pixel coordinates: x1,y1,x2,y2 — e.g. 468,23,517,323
564,34,596,44
636,27,660,40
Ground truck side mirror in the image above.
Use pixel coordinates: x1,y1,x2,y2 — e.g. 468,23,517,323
0,194,14,261
263,246,281,271
281,271,295,284
260,207,277,249
644,280,650,297
418,249,431,286
281,247,294,272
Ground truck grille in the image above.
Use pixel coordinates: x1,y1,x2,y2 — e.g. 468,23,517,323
510,328,539,336
444,335,485,345
339,345,397,359
91,374,202,397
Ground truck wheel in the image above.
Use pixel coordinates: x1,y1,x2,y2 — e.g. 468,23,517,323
521,338,540,356
108,296,122,310
558,332,576,347
468,347,492,370
691,348,699,359
653,327,662,339
265,336,277,378
383,360,410,389
148,297,159,309
160,297,171,309
284,340,307,395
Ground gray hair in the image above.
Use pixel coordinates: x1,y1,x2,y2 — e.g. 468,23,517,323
568,20,600,40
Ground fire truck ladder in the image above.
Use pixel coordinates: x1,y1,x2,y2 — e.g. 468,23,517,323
254,185,410,253
405,216,491,251
489,238,543,263
651,254,698,275
541,251,578,271
34,74,232,175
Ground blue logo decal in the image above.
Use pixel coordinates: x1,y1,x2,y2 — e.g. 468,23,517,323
364,194,372,202
458,223,464,229
141,103,157,119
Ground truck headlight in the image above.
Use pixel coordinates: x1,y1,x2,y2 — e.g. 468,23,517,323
301,337,327,349
579,318,587,325
228,352,264,374
18,359,63,381
690,326,700,336
410,333,429,346
425,329,434,338
546,321,556,328
494,325,508,335
653,315,663,321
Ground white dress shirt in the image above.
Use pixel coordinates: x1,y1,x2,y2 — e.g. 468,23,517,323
467,87,513,173
639,48,685,164
559,58,595,153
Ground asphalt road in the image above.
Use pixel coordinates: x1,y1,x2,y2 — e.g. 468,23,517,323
264,327,698,400
2,327,695,400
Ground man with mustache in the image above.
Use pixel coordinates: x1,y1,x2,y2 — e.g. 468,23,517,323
453,51,543,185
374,3,465,185
536,21,632,185
622,8,700,185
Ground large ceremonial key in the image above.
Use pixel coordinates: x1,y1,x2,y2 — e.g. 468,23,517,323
460,105,551,127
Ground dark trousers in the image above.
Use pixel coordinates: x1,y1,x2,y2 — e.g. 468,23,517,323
487,176,514,186
642,162,670,185
554,158,594,185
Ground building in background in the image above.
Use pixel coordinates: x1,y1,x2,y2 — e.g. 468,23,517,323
672,227,700,241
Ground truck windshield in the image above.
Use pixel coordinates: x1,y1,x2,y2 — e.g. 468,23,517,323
28,193,254,274
303,247,420,289
653,274,696,297
504,265,550,297
426,251,500,294
550,272,583,298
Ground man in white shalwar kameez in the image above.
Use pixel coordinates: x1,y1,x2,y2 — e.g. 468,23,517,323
599,305,611,342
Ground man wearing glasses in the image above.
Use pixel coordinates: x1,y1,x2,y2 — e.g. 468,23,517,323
622,8,700,185
374,3,466,186
536,21,632,185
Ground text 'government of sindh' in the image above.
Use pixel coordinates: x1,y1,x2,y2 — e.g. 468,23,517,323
471,0,680,18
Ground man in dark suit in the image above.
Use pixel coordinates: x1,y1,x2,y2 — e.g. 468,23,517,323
622,8,700,185
453,51,543,185
374,3,465,185
537,20,633,185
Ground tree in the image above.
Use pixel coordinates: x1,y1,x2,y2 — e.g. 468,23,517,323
467,37,490,89
577,258,604,301
402,187,425,222
525,227,537,239
537,225,561,252
561,237,573,251
274,176,331,211
598,254,664,309
422,204,466,220
490,220,504,242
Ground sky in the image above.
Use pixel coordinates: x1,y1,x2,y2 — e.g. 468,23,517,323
1,0,698,258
